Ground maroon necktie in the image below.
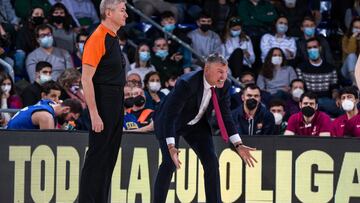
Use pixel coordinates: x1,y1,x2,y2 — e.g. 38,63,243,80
210,87,229,142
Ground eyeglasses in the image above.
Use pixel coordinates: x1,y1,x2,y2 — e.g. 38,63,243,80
38,33,52,38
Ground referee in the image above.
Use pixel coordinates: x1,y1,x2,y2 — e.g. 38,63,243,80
78,0,128,202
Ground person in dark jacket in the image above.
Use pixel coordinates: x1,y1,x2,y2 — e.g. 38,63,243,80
232,83,275,135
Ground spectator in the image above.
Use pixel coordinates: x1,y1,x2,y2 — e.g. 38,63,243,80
221,17,255,78
126,72,143,88
341,17,360,85
40,80,62,103
285,79,306,115
231,71,272,109
344,0,360,29
257,47,297,96
127,43,156,84
123,83,141,130
13,0,52,20
127,86,154,128
151,38,183,83
331,86,360,137
7,98,82,130
118,29,136,64
232,84,275,135
143,71,165,110
26,24,74,83
260,15,296,62
160,73,178,95
296,16,334,65
49,0,100,28
57,68,86,109
237,0,277,37
285,91,331,136
269,99,287,135
296,37,339,117
72,30,89,69
0,71,22,126
0,23,13,77
14,7,45,78
0,0,20,29
21,61,52,107
187,13,222,63
48,3,77,53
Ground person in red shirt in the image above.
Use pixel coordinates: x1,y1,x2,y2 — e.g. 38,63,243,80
331,86,359,137
285,91,331,136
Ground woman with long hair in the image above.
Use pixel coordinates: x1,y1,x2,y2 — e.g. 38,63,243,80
221,17,255,78
143,71,165,110
257,47,297,96
128,43,156,85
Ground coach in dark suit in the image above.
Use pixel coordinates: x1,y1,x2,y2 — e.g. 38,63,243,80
153,53,257,203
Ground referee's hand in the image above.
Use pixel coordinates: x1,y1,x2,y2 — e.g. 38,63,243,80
91,113,104,133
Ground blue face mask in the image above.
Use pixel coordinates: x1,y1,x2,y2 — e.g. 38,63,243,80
307,48,320,60
78,42,84,54
163,24,176,32
304,27,315,37
276,24,288,34
39,36,54,48
155,50,169,59
139,51,150,62
230,29,241,37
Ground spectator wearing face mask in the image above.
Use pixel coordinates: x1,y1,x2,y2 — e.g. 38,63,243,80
48,3,77,53
160,74,178,95
128,43,156,84
232,84,275,135
295,16,334,66
143,71,165,110
331,86,360,137
341,17,360,85
285,91,331,136
151,38,183,82
21,61,53,107
296,37,340,117
257,47,297,96
72,31,88,70
269,99,287,135
285,79,306,115
187,13,222,64
221,17,255,78
0,71,22,127
15,7,46,78
57,68,86,109
260,15,296,62
26,24,74,83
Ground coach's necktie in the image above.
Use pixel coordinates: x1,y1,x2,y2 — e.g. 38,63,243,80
211,87,229,142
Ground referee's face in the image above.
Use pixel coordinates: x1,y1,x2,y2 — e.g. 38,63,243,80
110,2,128,27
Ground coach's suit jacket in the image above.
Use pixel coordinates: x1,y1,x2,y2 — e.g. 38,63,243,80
154,70,238,139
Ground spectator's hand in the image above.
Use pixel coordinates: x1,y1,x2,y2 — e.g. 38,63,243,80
285,49,294,59
168,144,182,169
2,92,9,99
243,50,250,59
171,52,183,62
235,143,257,167
90,113,104,133
150,92,161,103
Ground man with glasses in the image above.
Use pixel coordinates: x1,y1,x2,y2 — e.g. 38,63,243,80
25,24,73,83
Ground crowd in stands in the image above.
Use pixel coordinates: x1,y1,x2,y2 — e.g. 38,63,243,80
1,0,360,137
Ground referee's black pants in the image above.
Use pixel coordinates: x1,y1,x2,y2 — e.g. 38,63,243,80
79,85,124,203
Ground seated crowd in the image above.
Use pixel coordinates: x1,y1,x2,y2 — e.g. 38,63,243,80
0,0,360,137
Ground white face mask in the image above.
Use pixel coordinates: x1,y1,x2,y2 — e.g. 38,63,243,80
271,56,283,66
39,74,52,84
273,112,283,125
1,84,11,94
149,82,161,92
341,99,355,112
292,88,304,99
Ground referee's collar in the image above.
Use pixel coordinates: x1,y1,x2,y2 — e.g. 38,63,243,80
99,23,117,37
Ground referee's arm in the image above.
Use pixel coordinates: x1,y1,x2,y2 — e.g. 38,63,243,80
82,64,104,133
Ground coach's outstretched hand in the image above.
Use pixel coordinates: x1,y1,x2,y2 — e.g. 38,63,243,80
235,143,257,167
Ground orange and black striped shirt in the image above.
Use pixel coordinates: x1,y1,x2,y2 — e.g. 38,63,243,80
82,23,125,86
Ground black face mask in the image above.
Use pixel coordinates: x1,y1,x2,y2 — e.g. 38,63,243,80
133,95,146,107
245,98,258,110
199,24,211,32
301,106,315,117
124,97,134,108
52,15,65,24
32,16,44,26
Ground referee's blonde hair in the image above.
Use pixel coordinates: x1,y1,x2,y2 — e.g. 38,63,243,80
100,0,127,20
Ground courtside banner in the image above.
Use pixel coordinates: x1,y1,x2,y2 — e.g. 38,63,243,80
0,131,359,203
